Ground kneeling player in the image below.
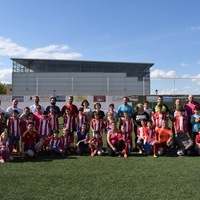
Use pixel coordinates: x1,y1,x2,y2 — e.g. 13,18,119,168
88,131,103,157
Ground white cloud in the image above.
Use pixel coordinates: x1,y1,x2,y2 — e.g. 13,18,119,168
150,69,177,79
180,63,188,67
190,26,200,31
0,36,83,83
0,37,82,59
0,68,12,84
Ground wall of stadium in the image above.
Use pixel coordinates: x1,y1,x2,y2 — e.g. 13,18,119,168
12,72,150,96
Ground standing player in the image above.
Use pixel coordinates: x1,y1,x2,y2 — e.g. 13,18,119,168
117,96,133,119
7,110,21,153
48,106,60,135
90,112,105,137
63,107,76,142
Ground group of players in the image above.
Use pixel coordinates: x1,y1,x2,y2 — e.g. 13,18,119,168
0,94,200,163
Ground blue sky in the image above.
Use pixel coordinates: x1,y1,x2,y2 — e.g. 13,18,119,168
0,0,200,95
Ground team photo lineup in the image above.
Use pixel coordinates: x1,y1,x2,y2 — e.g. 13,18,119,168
0,94,200,163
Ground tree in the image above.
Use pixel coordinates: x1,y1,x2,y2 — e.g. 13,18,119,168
0,82,7,94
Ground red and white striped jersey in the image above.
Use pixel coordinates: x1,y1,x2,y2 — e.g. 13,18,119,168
7,117,20,137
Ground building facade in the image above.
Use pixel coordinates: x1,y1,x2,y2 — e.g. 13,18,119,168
11,58,153,96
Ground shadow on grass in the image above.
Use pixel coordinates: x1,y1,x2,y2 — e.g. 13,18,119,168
11,152,78,163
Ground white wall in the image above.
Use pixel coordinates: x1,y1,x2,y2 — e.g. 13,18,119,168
12,72,150,95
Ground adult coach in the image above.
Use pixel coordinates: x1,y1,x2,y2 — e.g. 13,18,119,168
30,96,45,113
184,95,200,135
152,96,170,114
46,96,61,116
61,96,78,117
117,96,133,118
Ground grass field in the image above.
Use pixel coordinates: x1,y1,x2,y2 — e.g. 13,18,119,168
1,152,200,200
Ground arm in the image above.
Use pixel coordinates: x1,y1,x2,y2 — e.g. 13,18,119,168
185,137,193,150
90,120,94,133
166,134,173,146
106,132,116,152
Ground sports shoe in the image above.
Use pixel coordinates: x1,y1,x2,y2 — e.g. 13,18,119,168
139,150,143,154
0,159,5,163
124,154,128,158
153,154,158,158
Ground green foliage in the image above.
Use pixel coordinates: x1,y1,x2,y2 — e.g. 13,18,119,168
0,82,7,94
0,155,200,200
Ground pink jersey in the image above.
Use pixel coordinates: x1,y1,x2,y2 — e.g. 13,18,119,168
108,129,119,146
7,117,20,137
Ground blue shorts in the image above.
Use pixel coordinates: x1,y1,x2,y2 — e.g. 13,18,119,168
9,136,20,142
53,146,61,153
143,142,153,152
137,138,144,143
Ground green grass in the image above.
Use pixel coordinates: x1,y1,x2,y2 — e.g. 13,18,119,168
1,119,198,200
0,154,200,200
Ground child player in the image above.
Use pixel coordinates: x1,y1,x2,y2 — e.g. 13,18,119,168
118,124,132,158
0,132,13,163
77,107,88,131
60,127,73,155
7,110,21,154
119,111,133,149
195,128,200,155
173,107,188,137
90,112,105,137
48,130,63,156
144,120,156,156
152,105,167,128
88,131,103,157
136,119,148,154
154,120,173,157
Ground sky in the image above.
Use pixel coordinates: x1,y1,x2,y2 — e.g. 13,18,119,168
0,0,200,95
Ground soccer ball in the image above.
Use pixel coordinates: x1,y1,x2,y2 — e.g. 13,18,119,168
177,149,184,156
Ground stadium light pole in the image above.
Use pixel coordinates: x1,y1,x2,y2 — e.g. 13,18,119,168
107,77,109,94
143,77,146,96
36,77,38,95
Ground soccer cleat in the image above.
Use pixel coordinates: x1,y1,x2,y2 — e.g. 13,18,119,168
124,154,128,158
154,154,158,158
139,150,143,154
